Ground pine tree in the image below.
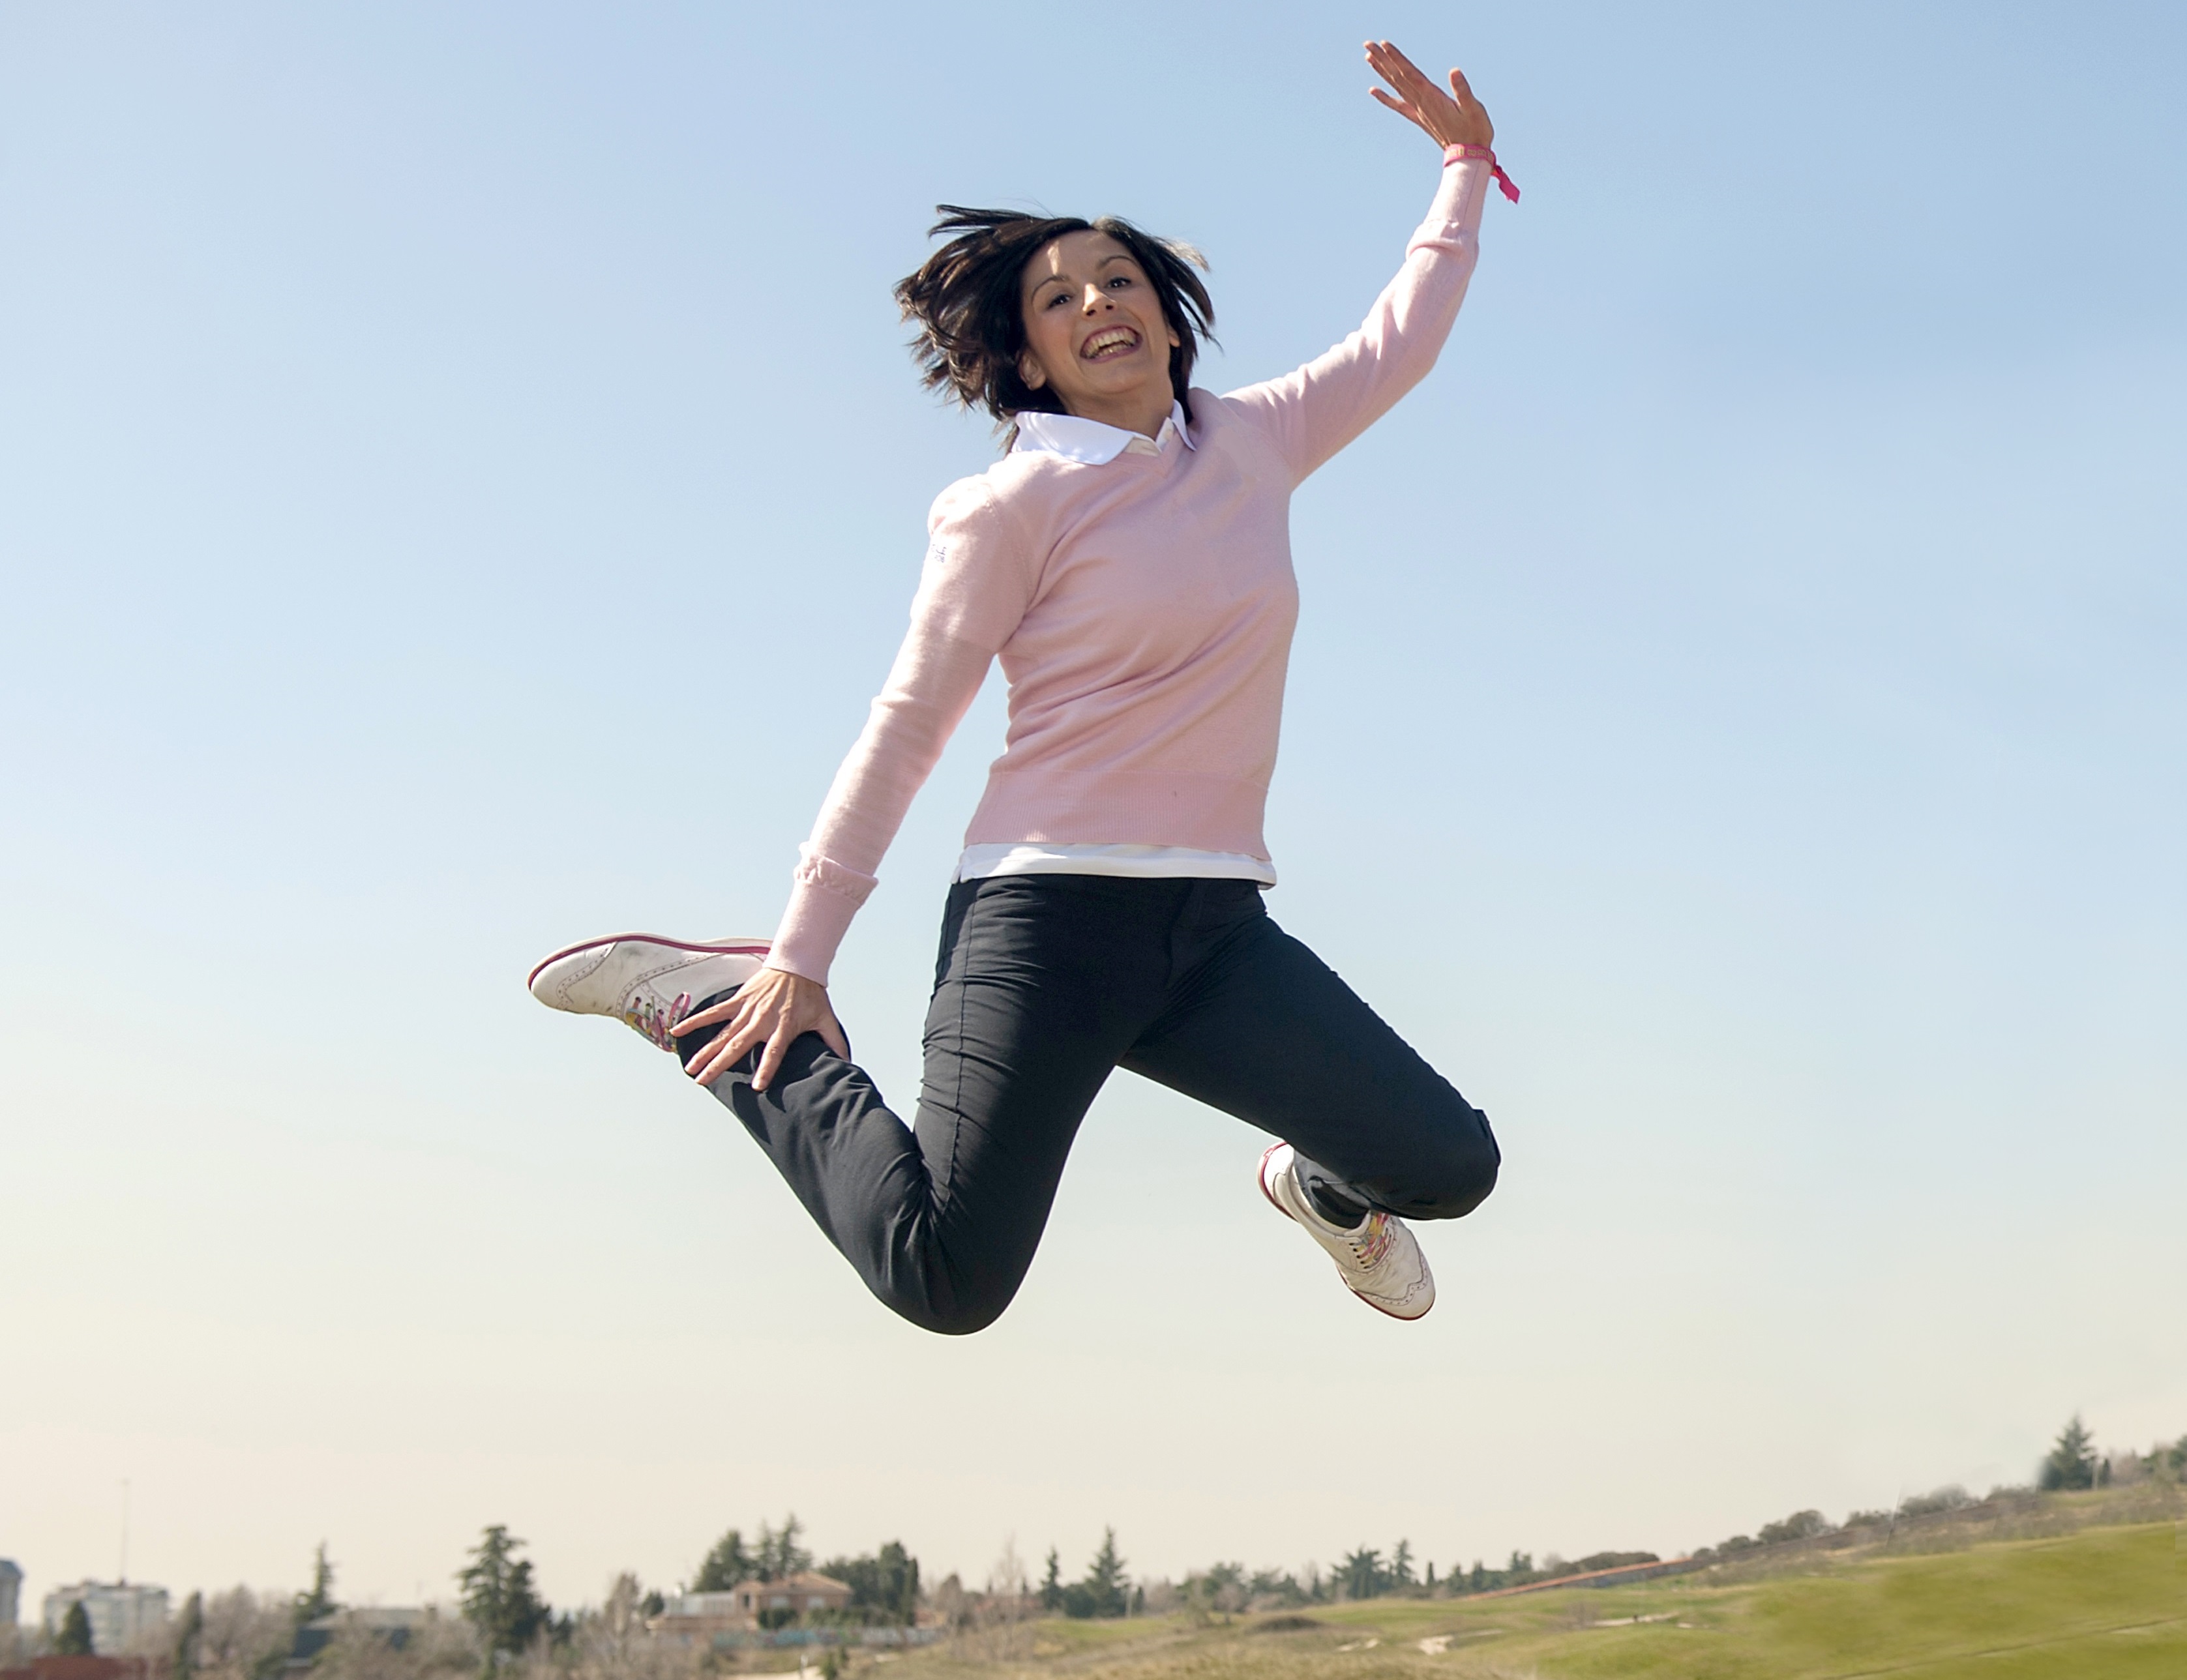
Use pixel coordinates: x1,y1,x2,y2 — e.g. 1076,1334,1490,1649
754,1516,811,1583
294,1544,338,1625
55,1602,95,1657
1039,1549,1062,1613
458,1525,550,1662
1069,1529,1127,1619
1391,1540,1416,1589
2040,1415,2099,1491
693,1530,753,1593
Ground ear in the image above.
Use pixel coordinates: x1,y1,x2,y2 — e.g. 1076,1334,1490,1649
1019,350,1048,391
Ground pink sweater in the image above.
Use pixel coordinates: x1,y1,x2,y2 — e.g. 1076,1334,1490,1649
770,158,1493,984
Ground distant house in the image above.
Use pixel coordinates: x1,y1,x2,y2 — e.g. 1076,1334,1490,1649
651,1575,852,1638
40,1587,168,1656
290,1608,433,1666
1,1561,22,1628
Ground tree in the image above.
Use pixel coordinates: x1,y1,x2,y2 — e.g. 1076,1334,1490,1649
1337,1547,1384,1601
1038,1549,1062,1614
1756,1510,1829,1546
1390,1540,1416,1589
2040,1415,2099,1492
692,1529,753,1593
1061,1529,1128,1619
55,1603,95,1657
295,1544,339,1626
1246,1568,1306,1609
818,1542,921,1625
458,1525,550,1662
753,1516,811,1583
173,1591,205,1680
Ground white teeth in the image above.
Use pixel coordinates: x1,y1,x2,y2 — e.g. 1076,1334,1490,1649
1083,329,1137,358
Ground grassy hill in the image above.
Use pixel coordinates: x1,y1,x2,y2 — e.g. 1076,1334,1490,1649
872,1517,2184,1680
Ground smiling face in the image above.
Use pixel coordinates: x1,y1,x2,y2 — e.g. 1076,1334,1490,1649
1017,229,1183,435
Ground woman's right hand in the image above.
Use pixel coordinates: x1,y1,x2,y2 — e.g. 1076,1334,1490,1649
1365,39,1494,153
672,964,850,1092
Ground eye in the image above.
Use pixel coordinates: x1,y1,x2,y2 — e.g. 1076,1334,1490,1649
1043,290,1073,308
1107,274,1134,289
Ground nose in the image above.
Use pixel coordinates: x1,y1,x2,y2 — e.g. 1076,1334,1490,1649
1080,286,1113,314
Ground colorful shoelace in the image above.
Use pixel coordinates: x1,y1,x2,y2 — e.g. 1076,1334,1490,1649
625,989,693,1050
1348,1212,1396,1269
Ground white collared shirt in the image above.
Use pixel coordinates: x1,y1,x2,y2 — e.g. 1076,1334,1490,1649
958,398,1275,891
1011,400,1197,464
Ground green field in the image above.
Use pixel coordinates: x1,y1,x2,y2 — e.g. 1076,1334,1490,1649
877,1518,2184,1680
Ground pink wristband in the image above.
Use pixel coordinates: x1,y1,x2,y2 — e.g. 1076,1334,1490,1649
1443,141,1519,203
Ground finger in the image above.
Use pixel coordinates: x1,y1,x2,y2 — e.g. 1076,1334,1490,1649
721,1013,771,1069
1363,42,1413,91
672,994,744,1035
818,1016,851,1061
690,1034,739,1087
1368,87,1412,114
1363,41,1417,85
1381,63,1441,113
751,1020,794,1093
1447,67,1477,109
698,1004,775,1082
1373,40,1431,91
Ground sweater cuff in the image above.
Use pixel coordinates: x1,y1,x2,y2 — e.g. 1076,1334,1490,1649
766,847,877,986
1411,155,1491,254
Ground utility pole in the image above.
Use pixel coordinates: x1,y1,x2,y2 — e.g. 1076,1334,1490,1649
120,1479,132,1584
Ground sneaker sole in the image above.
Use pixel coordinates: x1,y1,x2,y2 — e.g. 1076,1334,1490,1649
1255,1142,1432,1322
526,932,772,992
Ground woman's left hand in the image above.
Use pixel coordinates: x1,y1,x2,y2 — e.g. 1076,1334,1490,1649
1365,39,1494,152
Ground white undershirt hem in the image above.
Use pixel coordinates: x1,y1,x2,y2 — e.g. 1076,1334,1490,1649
954,842,1277,886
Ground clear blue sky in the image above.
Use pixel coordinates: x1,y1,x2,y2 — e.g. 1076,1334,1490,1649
4,0,2182,1614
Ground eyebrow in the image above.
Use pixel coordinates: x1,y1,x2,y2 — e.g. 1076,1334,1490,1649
1027,253,1140,293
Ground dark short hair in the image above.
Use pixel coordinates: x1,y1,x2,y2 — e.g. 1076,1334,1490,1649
895,205,1215,431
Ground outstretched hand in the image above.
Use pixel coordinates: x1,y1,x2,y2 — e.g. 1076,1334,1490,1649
1365,39,1493,151
673,964,849,1092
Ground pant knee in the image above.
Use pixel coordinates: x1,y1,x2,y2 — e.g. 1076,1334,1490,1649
887,1282,1014,1338
1391,1109,1501,1221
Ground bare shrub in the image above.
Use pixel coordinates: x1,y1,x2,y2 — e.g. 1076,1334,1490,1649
194,1589,295,1680
557,1578,700,1680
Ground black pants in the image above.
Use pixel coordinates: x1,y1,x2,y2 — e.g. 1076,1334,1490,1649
681,876,1498,1334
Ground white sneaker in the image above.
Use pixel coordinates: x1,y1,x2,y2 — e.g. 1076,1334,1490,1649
1258,1142,1435,1320
528,933,771,1050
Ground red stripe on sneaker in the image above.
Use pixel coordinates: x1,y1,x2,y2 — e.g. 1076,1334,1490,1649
1257,1141,1296,1222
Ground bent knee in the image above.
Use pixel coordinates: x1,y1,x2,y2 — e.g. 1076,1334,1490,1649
884,1281,1017,1338
1395,1109,1501,1221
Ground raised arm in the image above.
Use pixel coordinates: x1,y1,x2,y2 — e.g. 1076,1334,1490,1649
1221,42,1504,483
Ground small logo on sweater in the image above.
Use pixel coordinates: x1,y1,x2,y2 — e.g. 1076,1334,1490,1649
927,540,951,568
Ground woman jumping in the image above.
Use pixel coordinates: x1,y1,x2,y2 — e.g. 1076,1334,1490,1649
530,40,1512,1334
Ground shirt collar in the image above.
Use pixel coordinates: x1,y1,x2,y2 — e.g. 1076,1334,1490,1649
1011,400,1196,465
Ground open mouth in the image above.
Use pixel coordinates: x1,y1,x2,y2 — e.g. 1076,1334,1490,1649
1080,325,1141,362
